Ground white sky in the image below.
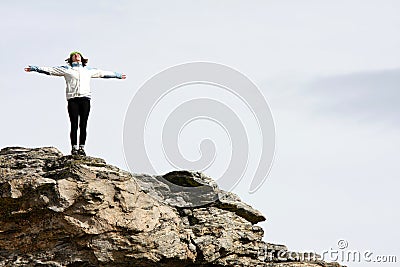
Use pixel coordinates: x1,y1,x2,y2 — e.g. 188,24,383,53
1,1,399,266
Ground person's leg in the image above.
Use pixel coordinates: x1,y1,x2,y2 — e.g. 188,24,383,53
67,98,79,153
78,97,91,151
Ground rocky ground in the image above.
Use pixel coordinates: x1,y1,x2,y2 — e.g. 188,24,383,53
0,147,345,267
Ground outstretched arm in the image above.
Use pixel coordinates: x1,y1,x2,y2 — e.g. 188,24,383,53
89,68,127,79
24,65,69,76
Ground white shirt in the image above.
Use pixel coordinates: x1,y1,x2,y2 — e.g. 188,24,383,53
30,62,122,100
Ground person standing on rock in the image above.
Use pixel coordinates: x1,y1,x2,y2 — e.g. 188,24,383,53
24,51,126,156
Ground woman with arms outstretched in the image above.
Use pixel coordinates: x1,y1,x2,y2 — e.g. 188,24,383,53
25,51,126,156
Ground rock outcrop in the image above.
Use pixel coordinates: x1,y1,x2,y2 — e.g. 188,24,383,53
0,147,344,267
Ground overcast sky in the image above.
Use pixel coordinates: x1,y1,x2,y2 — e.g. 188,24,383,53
1,1,399,266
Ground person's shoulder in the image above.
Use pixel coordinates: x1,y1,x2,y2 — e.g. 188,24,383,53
57,65,71,69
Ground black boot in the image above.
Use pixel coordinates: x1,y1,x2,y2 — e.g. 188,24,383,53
71,148,79,156
78,147,86,156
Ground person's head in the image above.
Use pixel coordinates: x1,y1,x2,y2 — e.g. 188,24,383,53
65,51,88,66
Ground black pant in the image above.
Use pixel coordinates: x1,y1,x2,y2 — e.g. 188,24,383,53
67,97,90,146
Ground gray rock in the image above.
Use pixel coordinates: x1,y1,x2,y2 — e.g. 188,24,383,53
0,147,345,267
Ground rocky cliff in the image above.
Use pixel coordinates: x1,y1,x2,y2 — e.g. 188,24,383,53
0,147,344,267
